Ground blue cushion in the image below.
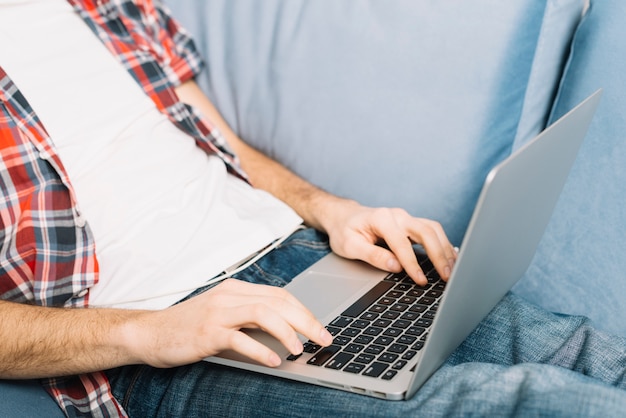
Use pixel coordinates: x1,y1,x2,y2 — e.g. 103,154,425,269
166,0,585,245
0,380,63,417
513,0,626,336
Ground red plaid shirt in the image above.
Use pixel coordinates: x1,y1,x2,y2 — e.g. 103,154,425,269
0,0,244,415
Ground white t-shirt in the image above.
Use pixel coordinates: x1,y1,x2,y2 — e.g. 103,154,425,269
0,0,303,310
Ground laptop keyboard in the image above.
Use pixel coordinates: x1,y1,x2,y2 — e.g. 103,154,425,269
286,254,446,381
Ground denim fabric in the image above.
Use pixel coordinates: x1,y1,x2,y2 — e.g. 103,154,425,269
513,0,626,337
107,228,626,417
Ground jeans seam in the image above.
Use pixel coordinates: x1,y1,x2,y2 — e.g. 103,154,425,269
120,366,146,412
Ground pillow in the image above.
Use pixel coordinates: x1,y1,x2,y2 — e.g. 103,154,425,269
513,0,626,336
165,0,584,246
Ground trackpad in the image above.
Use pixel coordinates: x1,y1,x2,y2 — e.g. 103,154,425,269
285,271,373,320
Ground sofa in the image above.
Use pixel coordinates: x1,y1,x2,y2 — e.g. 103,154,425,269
3,0,626,415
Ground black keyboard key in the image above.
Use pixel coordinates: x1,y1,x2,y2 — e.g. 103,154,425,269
333,336,351,346
373,336,394,346
382,327,403,338
390,303,410,312
352,319,370,329
303,342,322,353
363,362,389,378
406,326,426,336
355,353,376,364
286,353,302,361
427,275,440,283
342,281,395,318
392,319,412,329
379,352,399,363
326,326,341,336
399,296,417,305
364,345,385,355
330,317,353,328
381,370,398,380
363,327,383,336
360,312,378,321
381,311,401,320
344,343,365,353
345,363,366,374
400,312,419,321
387,343,409,354
340,328,360,337
413,341,425,351
398,335,417,345
354,335,374,345
422,311,436,320
426,290,443,298
325,352,354,370
307,345,341,366
409,304,428,313
394,283,412,292
402,350,418,360
368,304,387,314
386,290,404,298
393,360,408,370
385,273,405,282
419,297,436,306
416,318,433,328
373,319,392,328
407,289,425,298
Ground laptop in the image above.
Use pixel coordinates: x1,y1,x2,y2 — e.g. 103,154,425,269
206,89,602,400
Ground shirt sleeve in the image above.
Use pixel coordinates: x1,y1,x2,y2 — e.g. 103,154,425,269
131,0,205,86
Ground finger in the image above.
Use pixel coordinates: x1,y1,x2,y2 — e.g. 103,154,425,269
382,237,428,285
227,330,283,367
219,285,332,349
407,219,455,281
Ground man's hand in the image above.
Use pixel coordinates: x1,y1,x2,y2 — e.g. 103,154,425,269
0,280,333,378
129,279,333,369
316,198,457,286
175,80,457,285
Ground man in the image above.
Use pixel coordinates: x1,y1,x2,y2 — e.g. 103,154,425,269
1,1,626,417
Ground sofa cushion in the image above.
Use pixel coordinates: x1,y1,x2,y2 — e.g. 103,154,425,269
166,0,584,245
0,380,63,417
513,0,626,336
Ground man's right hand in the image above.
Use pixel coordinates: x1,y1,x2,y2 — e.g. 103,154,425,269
127,279,334,369
0,280,332,379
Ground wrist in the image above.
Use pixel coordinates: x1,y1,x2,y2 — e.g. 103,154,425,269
115,309,154,366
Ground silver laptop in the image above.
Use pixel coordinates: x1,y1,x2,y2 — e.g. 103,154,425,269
206,90,602,400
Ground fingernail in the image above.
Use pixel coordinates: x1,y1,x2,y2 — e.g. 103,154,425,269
321,328,333,345
386,258,401,271
269,353,281,367
293,339,303,354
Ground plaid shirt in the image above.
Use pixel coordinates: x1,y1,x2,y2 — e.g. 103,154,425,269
0,0,244,415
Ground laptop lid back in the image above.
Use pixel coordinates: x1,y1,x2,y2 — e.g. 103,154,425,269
407,90,602,398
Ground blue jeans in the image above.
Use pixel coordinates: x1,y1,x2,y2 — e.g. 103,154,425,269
106,228,626,417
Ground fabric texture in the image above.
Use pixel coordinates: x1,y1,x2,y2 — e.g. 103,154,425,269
107,228,626,417
0,380,64,418
513,0,626,336
165,0,584,245
0,0,236,415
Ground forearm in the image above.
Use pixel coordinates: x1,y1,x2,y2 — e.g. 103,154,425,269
230,138,353,232
174,81,457,282
0,300,143,379
174,80,352,232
